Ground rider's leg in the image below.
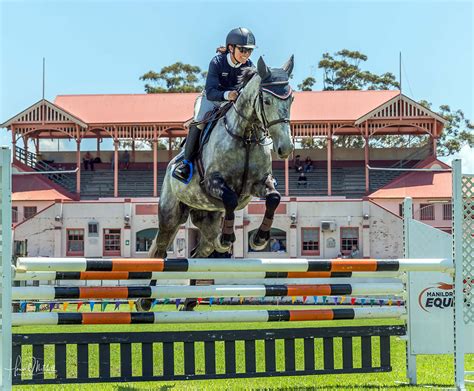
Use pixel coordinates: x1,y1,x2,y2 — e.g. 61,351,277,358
173,123,203,182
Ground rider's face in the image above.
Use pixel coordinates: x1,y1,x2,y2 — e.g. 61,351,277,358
230,45,253,64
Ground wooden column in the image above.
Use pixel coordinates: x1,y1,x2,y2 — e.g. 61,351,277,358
168,135,172,161
284,157,289,196
11,126,16,161
114,140,119,198
431,120,437,157
327,128,332,196
364,121,370,193
132,139,136,163
153,140,158,197
76,140,81,195
35,137,40,155
96,137,101,159
24,136,28,157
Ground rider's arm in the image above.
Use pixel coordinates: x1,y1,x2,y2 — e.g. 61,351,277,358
205,57,226,102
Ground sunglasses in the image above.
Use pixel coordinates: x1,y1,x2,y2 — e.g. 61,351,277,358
235,46,253,54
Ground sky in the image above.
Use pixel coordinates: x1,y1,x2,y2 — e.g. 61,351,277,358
0,0,473,171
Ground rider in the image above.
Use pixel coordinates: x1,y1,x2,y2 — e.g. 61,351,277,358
172,27,256,184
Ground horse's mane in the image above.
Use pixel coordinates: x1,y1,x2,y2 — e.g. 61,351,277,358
237,67,258,88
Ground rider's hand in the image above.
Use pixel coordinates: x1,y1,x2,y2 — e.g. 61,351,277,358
227,91,239,101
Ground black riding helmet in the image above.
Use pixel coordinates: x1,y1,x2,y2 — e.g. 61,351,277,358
226,27,256,48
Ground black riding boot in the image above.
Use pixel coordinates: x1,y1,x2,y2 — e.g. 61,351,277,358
173,124,201,183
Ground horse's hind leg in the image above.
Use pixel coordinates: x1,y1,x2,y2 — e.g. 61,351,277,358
136,182,189,312
181,209,223,311
249,174,281,251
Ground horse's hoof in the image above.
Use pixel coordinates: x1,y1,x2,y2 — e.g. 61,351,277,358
135,298,153,312
249,230,269,251
214,234,232,253
179,299,197,311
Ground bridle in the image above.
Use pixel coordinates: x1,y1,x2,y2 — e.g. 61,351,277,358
225,80,293,146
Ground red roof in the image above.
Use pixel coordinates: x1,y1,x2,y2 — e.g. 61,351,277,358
54,90,400,124
369,159,452,199
13,175,72,201
55,93,200,124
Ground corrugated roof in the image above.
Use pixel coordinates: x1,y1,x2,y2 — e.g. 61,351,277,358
54,90,400,124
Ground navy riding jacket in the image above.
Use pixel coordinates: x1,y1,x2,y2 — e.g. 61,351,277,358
205,53,254,102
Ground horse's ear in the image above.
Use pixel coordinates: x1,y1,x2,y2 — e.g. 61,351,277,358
282,55,294,76
257,56,271,80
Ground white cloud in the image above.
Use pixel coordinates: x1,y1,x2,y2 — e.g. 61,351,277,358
439,145,474,174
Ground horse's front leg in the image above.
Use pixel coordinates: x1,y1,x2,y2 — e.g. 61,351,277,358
205,174,238,252
250,174,281,251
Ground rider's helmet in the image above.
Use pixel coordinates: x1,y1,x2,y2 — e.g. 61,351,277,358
226,27,256,49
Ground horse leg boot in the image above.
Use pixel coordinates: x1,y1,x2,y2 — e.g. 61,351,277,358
205,175,238,252
173,124,202,183
250,176,281,251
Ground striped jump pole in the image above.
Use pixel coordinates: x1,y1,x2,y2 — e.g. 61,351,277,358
16,257,454,273
12,283,404,300
12,270,403,281
11,307,406,326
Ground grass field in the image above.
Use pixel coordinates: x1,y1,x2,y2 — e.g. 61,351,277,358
12,305,474,390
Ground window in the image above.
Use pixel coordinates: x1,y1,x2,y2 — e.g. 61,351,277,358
443,203,452,220
88,222,99,237
301,228,320,255
104,228,121,256
24,206,37,220
67,229,84,256
398,203,403,217
420,204,435,221
12,207,18,223
248,228,287,253
136,228,158,252
341,227,359,255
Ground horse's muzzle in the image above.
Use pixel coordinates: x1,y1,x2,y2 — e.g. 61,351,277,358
277,143,294,159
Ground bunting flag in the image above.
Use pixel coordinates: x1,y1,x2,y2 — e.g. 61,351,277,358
379,299,384,306
90,301,96,311
152,299,158,309
197,298,203,305
62,302,69,311
239,297,244,304
34,303,41,312
350,297,357,305
361,298,366,306
209,297,214,306
291,296,296,304
77,301,83,311
396,300,401,306
101,301,109,312
388,299,393,306
49,303,55,312
175,298,181,309
322,296,327,304
20,301,27,313
340,296,346,304
114,301,121,311
128,300,135,311
302,296,307,304
219,298,224,305
370,298,375,306
313,296,318,304
333,297,338,305
260,297,265,304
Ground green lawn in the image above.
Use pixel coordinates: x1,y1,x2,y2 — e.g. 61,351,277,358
12,305,474,390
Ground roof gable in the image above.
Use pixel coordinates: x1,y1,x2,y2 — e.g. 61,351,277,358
355,94,447,125
1,99,87,128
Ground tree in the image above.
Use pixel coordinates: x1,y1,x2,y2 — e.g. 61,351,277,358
140,62,205,93
318,50,399,90
297,77,316,91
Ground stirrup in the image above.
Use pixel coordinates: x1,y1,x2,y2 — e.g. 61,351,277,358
172,159,194,184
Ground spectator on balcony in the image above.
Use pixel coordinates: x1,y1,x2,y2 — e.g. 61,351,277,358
349,245,360,259
120,150,130,170
83,152,95,171
270,238,281,252
297,170,307,188
293,154,302,172
304,156,313,172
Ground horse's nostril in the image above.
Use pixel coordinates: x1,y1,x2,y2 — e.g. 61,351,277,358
278,147,282,155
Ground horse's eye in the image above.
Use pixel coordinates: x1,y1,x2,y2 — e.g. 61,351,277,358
264,99,271,105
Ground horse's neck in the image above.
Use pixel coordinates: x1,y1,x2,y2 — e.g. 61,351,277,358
225,77,260,136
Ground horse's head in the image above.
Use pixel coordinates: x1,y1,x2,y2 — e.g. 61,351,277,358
255,56,295,159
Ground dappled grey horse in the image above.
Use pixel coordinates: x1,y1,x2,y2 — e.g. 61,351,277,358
138,56,294,310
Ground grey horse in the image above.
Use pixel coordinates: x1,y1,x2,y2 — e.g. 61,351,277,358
138,56,294,311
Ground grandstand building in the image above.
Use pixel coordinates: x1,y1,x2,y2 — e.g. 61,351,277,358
2,90,452,259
